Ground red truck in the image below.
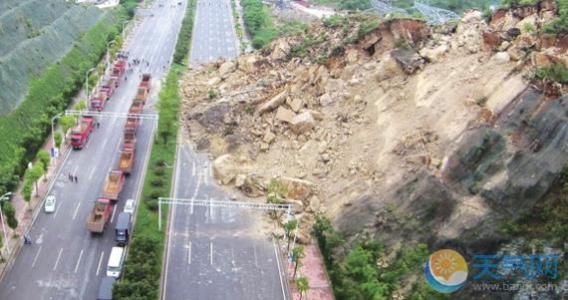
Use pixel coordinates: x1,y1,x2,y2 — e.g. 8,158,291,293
90,94,105,111
102,170,125,201
101,78,117,99
86,198,113,234
136,74,152,103
124,127,137,146
71,115,94,149
125,116,139,132
111,60,126,82
129,100,144,115
118,143,135,175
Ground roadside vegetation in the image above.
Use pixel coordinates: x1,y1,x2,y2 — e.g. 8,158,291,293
241,0,278,48
113,0,196,298
312,0,372,10
313,216,448,300
0,4,132,202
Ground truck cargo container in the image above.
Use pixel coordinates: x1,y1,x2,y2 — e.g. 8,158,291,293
118,143,135,175
71,115,94,149
87,198,113,233
102,170,125,201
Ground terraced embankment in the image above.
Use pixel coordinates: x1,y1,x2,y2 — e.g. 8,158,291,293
0,1,128,195
0,0,104,113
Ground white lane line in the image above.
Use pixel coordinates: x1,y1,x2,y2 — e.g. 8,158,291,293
274,239,287,300
101,136,109,150
96,251,105,276
210,241,213,265
187,242,192,265
110,206,117,223
191,161,195,176
88,167,96,181
53,248,63,271
72,202,81,220
74,249,84,273
53,202,63,219
203,169,209,186
32,245,43,268
253,245,259,268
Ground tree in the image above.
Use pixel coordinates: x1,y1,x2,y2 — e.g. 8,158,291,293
26,162,45,196
74,100,87,111
22,183,32,204
3,202,18,230
296,277,310,300
284,219,298,252
60,115,77,135
37,150,50,173
54,132,62,148
292,245,305,279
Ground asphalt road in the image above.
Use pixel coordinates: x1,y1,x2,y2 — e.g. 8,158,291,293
0,1,187,299
163,0,288,298
190,0,239,65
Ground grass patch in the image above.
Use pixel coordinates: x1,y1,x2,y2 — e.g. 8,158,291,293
535,63,568,84
241,0,278,49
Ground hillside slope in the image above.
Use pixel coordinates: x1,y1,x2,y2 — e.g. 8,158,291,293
0,0,104,114
181,2,566,298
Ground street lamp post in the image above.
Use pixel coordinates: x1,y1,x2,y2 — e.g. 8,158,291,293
85,68,96,109
0,192,12,255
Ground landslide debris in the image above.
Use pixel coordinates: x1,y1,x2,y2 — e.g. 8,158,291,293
181,0,567,270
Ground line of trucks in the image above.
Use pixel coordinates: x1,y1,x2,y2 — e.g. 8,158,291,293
86,74,151,237
71,55,127,150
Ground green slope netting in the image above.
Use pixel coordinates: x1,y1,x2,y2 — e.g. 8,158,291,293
0,0,103,115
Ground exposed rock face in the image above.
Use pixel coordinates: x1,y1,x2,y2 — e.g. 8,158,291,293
391,48,424,74
219,61,237,77
290,111,316,134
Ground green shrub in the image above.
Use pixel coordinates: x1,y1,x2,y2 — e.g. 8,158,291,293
150,178,164,187
3,202,18,229
153,166,165,176
241,0,278,48
173,0,196,64
535,63,568,84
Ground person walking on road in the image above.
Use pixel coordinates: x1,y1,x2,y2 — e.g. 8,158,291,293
68,173,73,182
74,175,78,184
24,235,32,245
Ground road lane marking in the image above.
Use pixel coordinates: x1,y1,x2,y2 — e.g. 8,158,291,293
110,206,117,223
191,161,195,176
74,249,84,273
53,202,63,219
72,202,81,220
96,251,105,276
53,248,63,271
88,167,96,181
187,242,192,265
273,240,287,300
253,245,258,268
210,241,213,265
231,246,235,267
101,136,109,150
32,245,43,268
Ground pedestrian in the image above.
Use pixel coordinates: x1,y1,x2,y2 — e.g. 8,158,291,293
74,175,78,183
24,235,32,245
97,121,100,128
68,173,73,182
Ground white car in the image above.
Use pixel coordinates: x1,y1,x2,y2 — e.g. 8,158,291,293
124,199,135,214
44,195,56,213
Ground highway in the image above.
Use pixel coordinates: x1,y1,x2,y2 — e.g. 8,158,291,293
162,0,288,298
190,0,239,64
0,0,187,299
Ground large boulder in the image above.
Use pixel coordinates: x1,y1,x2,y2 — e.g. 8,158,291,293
374,53,404,81
213,154,251,185
280,176,314,202
258,90,288,114
271,39,291,61
219,60,237,77
290,111,316,135
390,48,424,74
